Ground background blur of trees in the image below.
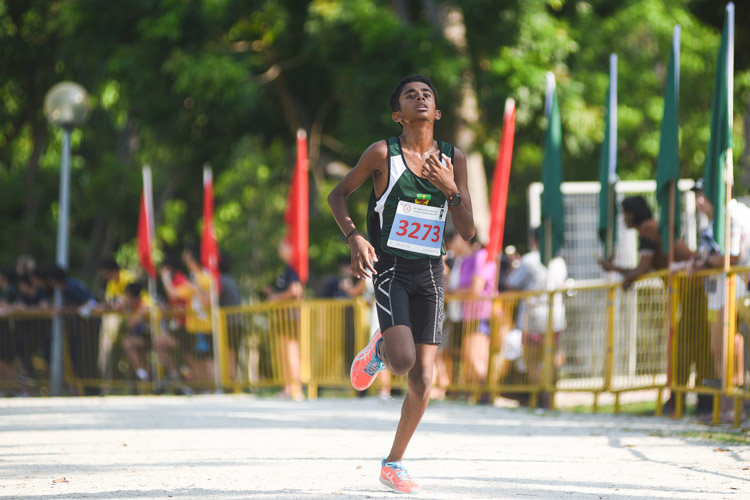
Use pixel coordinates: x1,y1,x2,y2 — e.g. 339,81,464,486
1,0,749,298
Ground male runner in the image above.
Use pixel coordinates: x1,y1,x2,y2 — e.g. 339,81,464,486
328,74,475,494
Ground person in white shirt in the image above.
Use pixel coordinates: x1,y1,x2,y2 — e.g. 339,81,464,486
687,179,750,405
506,227,567,408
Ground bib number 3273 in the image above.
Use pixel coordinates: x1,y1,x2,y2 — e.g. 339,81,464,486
387,201,447,256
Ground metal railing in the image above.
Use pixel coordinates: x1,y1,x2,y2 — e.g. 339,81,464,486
1,267,747,426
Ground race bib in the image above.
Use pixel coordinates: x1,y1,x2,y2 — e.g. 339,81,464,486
387,201,447,256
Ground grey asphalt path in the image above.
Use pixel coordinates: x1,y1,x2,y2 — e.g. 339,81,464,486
0,395,748,499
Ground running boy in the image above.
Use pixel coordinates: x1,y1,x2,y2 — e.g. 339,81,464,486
327,74,475,494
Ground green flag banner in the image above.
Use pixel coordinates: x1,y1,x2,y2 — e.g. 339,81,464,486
540,72,564,266
655,26,681,254
598,54,618,260
704,2,734,253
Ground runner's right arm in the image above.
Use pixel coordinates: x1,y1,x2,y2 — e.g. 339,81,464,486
327,141,388,279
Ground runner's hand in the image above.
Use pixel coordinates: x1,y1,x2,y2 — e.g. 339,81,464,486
349,233,378,279
423,153,457,196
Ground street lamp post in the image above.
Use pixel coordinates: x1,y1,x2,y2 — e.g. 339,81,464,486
44,82,90,396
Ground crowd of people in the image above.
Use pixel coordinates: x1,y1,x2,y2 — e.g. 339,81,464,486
599,185,750,421
0,247,243,396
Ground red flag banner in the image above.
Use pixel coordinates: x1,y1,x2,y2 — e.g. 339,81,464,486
284,129,309,284
201,165,220,288
137,166,156,278
486,99,516,264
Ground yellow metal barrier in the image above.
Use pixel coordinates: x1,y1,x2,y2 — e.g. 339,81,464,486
1,270,748,426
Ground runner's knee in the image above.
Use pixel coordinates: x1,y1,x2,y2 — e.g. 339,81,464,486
386,348,415,375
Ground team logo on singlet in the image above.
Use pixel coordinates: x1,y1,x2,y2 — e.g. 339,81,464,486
415,194,431,205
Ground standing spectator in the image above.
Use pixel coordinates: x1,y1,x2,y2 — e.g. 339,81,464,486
266,238,304,401
445,230,496,395
48,266,100,395
598,195,703,413
219,254,243,383
0,268,18,392
120,282,151,383
14,270,51,386
688,179,750,419
506,228,567,408
0,268,18,306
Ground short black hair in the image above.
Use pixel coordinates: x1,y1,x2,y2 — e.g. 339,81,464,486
48,265,67,283
125,282,143,298
99,258,119,272
389,74,438,112
621,196,653,225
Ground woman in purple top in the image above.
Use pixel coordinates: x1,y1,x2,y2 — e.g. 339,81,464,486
445,231,497,388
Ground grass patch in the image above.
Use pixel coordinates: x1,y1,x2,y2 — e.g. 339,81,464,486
561,400,657,415
677,430,750,445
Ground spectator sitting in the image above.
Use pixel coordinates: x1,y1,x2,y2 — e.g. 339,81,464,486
120,282,151,383
154,254,192,393
159,247,213,386
98,259,135,311
96,258,136,378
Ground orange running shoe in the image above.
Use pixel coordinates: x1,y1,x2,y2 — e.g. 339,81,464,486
380,459,421,494
350,329,385,391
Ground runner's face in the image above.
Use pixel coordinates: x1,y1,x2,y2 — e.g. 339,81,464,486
393,82,440,125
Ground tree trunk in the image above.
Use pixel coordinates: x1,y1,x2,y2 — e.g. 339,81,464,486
437,4,491,243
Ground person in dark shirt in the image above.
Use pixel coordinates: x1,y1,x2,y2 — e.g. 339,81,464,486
599,196,693,289
599,196,709,414
219,254,243,383
48,266,100,394
48,266,96,310
266,238,304,400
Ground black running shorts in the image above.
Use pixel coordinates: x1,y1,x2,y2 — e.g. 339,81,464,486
372,253,444,344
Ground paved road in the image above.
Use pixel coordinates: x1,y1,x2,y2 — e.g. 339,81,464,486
0,395,748,499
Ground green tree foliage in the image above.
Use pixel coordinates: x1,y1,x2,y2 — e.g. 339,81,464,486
0,0,748,297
